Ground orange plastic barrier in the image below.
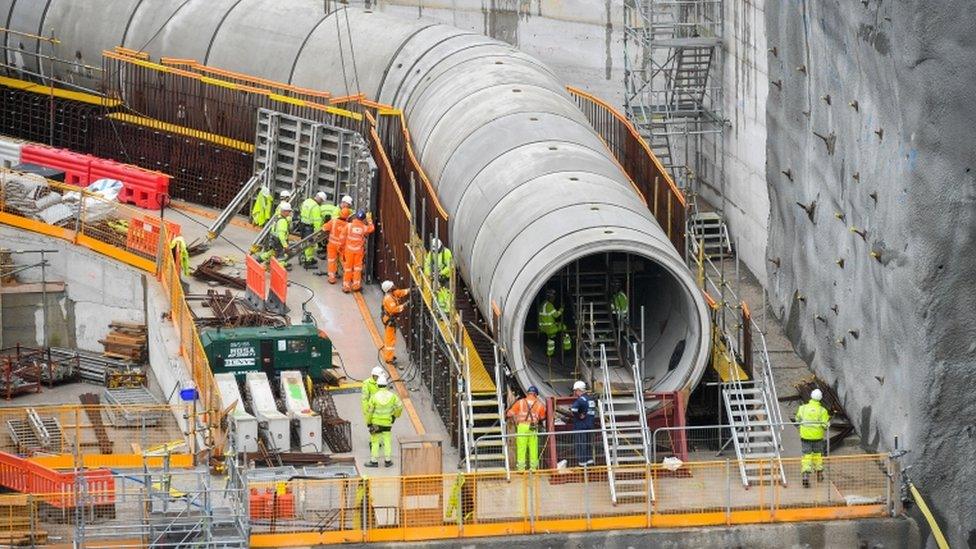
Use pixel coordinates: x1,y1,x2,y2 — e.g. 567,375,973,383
90,158,170,209
0,451,115,508
249,487,296,520
268,257,288,312
246,255,267,300
126,215,182,256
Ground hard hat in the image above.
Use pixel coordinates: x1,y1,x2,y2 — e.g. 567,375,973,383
811,388,823,401
315,191,327,202
259,186,270,194
381,280,395,293
572,380,586,392
545,288,556,296
279,190,291,199
431,237,442,251
279,201,292,212
526,385,539,395
377,375,389,387
356,209,366,220
341,194,353,205
371,366,385,378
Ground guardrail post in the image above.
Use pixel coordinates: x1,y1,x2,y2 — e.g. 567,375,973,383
725,458,731,525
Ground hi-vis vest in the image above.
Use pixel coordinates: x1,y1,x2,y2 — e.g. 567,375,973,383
538,301,559,330
368,388,402,427
507,396,546,425
795,400,830,441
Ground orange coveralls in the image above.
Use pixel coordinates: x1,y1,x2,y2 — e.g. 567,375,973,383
322,212,350,284
343,218,374,291
381,288,410,363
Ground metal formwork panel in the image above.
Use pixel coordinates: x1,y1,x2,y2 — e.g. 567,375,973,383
253,109,375,208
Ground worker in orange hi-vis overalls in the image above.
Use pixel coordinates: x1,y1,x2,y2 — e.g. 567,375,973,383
321,207,351,284
380,280,411,364
343,209,375,293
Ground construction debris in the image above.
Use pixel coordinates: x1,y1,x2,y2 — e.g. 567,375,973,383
192,257,246,289
793,376,855,446
79,393,114,454
50,347,145,386
188,289,288,328
312,390,351,453
99,322,147,362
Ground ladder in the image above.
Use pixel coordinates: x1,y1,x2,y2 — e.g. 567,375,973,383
598,345,654,504
722,379,787,487
689,210,733,258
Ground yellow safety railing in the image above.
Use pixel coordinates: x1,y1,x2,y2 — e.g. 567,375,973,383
247,453,892,546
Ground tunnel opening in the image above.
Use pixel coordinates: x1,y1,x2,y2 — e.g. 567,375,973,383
519,251,698,396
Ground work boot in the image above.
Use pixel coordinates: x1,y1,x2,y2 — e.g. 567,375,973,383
342,287,351,294
328,276,337,284
802,472,810,488
365,461,379,468
816,470,824,483
385,460,394,468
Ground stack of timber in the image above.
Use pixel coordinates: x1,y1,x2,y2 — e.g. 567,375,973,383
99,322,147,362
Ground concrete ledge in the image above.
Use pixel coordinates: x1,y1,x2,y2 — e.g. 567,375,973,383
341,517,919,549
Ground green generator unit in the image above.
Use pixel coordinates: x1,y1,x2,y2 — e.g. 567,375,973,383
200,324,333,382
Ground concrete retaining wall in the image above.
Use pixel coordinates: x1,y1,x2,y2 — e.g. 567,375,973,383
0,225,144,351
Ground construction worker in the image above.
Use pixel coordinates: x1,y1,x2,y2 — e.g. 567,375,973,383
537,289,571,357
610,280,629,331
795,388,830,487
570,380,596,467
259,201,292,268
380,280,410,364
299,192,327,269
505,386,547,471
424,238,454,314
423,238,454,281
340,194,353,212
250,186,273,227
365,375,402,468
169,236,191,277
343,209,374,292
361,365,385,418
321,207,351,284
274,190,292,216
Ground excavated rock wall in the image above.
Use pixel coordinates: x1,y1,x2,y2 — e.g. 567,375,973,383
766,1,976,544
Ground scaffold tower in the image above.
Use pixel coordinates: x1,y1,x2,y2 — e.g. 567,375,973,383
624,0,725,197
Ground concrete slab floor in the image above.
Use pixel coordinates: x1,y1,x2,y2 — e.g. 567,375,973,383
165,202,460,474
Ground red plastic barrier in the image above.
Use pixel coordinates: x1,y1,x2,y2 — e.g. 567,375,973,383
19,144,92,186
90,158,170,210
126,215,182,257
0,451,116,508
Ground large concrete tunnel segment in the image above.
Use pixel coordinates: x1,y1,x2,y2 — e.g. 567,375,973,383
1,1,712,398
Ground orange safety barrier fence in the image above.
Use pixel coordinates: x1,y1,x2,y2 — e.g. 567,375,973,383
0,452,115,509
247,453,893,546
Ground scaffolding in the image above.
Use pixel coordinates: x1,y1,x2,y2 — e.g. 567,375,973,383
623,0,725,199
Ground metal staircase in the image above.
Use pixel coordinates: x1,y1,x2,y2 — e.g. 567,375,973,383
689,210,733,258
722,376,787,487
598,345,653,504
574,274,624,382
668,44,715,112
462,346,509,473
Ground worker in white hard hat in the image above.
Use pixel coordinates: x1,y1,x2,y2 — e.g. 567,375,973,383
570,380,596,466
274,189,292,217
381,280,411,364
259,201,293,268
340,194,354,209
795,388,830,487
362,365,386,419
424,237,454,315
251,185,273,227
365,374,402,468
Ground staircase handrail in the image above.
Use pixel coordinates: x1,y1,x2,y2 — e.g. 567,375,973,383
599,343,619,503
630,342,651,464
493,344,510,477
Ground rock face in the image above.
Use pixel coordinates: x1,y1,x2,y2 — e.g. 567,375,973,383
766,0,976,544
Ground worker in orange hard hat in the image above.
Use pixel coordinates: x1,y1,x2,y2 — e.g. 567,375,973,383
321,207,351,284
343,209,374,293
380,280,411,364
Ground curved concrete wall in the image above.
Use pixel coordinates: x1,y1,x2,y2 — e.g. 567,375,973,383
7,0,710,397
